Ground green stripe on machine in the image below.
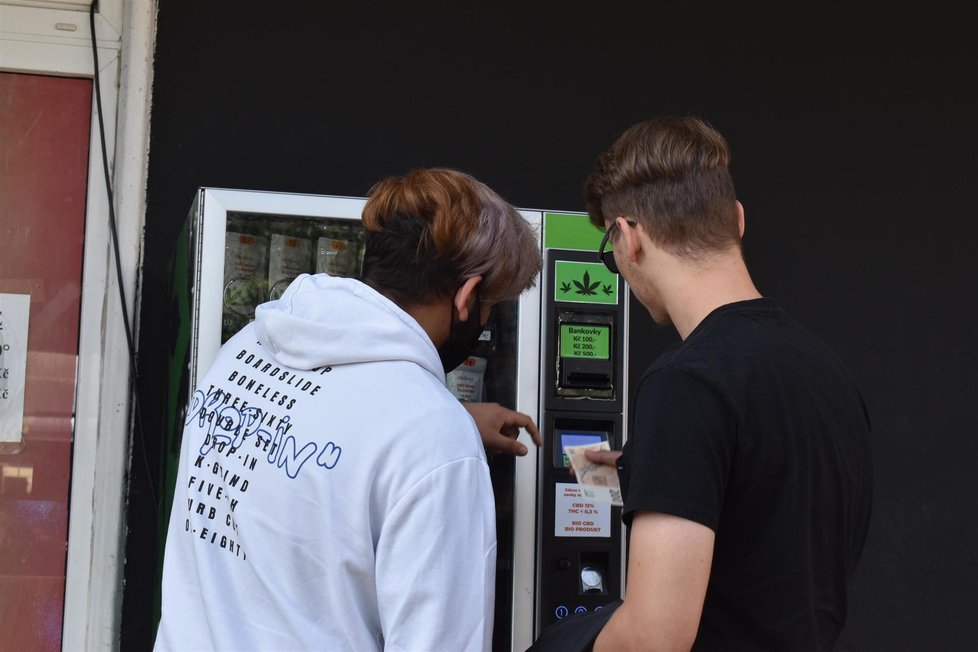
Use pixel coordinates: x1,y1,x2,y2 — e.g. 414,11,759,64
544,212,605,252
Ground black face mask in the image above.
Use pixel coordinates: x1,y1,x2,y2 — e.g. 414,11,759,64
438,290,484,374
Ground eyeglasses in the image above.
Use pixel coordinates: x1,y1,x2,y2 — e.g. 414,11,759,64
597,220,637,274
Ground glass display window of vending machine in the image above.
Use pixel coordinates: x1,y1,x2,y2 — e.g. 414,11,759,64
163,187,546,650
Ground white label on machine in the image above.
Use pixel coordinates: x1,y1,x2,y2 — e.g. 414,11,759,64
0,293,31,443
554,482,611,538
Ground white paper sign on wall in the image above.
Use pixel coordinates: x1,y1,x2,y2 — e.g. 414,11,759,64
0,293,31,445
554,482,611,538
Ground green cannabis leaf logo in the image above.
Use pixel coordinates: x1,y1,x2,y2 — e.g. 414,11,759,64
560,282,573,293
602,284,613,295
573,271,601,296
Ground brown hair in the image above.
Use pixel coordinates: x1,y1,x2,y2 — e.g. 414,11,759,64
360,168,541,306
584,115,741,258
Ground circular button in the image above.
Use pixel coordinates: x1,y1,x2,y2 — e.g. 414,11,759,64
574,606,588,614
554,605,569,619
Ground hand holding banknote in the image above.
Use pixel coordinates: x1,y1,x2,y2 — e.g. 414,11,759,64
584,448,622,468
564,441,624,507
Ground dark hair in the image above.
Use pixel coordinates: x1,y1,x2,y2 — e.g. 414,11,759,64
584,115,741,258
360,168,541,306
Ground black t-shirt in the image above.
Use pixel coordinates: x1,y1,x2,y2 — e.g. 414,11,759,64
621,298,873,651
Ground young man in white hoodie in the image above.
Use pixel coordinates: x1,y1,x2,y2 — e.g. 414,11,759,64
155,168,542,651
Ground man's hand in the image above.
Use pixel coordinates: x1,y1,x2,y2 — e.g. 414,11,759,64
570,448,623,478
586,449,622,467
464,402,542,456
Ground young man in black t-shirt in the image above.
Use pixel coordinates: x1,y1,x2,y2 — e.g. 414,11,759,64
580,116,873,650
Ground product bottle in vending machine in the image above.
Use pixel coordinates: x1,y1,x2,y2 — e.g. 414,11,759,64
267,217,316,301
446,324,493,403
222,213,270,342
315,219,364,279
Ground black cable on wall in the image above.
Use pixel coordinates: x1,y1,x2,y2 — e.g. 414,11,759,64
89,2,156,509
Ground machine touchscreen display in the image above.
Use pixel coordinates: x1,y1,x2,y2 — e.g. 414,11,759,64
555,430,607,468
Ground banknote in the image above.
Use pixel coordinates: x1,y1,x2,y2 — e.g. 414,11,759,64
565,440,623,507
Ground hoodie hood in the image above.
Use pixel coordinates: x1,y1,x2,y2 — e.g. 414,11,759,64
253,273,444,379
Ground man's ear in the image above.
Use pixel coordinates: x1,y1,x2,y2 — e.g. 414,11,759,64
453,275,483,322
736,200,745,237
619,218,643,263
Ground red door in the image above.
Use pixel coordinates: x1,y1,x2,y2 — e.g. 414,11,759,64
0,71,92,651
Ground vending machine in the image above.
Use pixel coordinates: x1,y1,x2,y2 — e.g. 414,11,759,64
162,187,629,650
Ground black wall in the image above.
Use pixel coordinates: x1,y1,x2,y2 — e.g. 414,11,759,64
129,2,978,649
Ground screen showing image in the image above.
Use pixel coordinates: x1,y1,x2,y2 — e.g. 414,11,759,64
557,430,607,468
559,324,610,360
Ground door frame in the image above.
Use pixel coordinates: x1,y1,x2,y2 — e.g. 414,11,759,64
0,2,155,649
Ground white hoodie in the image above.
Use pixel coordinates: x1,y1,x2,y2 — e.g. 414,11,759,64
156,274,496,652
